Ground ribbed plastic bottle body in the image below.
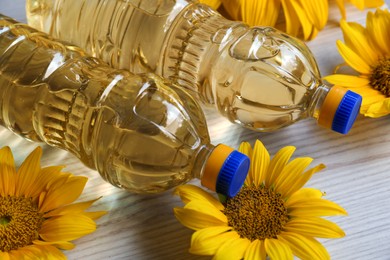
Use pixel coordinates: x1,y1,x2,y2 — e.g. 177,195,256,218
0,15,212,193
26,0,325,132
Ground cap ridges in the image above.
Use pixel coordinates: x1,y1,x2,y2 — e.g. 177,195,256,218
332,90,362,134
216,150,250,197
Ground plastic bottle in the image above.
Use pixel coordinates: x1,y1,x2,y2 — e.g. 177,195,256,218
26,0,362,134
0,14,249,197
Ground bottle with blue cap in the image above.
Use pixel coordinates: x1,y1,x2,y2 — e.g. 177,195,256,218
0,15,249,197
27,0,362,134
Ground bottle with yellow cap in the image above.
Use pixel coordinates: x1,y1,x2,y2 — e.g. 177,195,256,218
27,0,362,134
0,14,249,197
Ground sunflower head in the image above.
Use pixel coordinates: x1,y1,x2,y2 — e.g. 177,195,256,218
223,184,289,241
174,140,346,259
324,8,390,118
0,146,106,259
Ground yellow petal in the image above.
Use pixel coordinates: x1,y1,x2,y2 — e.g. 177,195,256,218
278,232,330,260
300,0,328,30
335,0,346,19
289,0,313,40
324,74,371,88
26,165,66,199
42,245,67,260
40,214,96,242
46,172,71,190
24,244,67,259
38,191,47,209
184,200,227,222
363,0,384,8
264,238,293,260
213,237,251,260
336,40,371,75
12,245,43,259
307,27,319,41
239,142,254,186
0,146,15,172
238,142,253,157
0,146,16,196
340,20,378,66
174,184,224,210
362,95,387,111
15,147,42,196
346,85,384,104
39,173,71,209
190,226,237,255
43,197,102,217
354,0,384,9
366,9,390,56
33,240,76,250
349,0,365,9
274,157,313,196
174,208,227,230
39,175,88,213
281,0,300,37
250,140,270,186
244,240,266,260
281,163,326,198
284,217,345,238
360,104,370,114
356,86,383,96
83,211,107,220
222,0,241,20
241,0,280,27
265,146,296,188
365,98,390,117
199,0,222,9
7,250,24,260
287,198,347,217
285,188,323,206
0,251,10,260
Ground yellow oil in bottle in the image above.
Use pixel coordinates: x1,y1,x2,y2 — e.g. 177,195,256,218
27,0,361,134
0,15,249,196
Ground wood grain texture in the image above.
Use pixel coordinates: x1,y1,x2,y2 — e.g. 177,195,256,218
1,0,390,259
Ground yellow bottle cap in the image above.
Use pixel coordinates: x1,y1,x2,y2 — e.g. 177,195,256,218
318,86,361,134
201,144,250,197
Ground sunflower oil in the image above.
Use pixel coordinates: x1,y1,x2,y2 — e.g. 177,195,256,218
0,14,249,196
26,0,362,134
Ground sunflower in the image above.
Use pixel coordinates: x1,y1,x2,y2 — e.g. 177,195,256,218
199,0,327,40
324,8,390,118
335,0,384,19
174,140,346,259
0,146,106,259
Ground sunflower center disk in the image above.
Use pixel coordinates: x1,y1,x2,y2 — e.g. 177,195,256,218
0,196,44,252
370,59,390,96
223,185,288,241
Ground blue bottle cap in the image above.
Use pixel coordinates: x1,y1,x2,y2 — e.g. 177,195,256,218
318,86,362,134
201,144,249,197
216,150,250,197
332,90,362,134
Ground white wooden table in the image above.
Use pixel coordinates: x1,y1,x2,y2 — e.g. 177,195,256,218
1,1,390,259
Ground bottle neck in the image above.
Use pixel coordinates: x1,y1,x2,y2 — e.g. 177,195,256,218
308,84,332,120
309,83,351,132
193,143,250,196
192,143,215,181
